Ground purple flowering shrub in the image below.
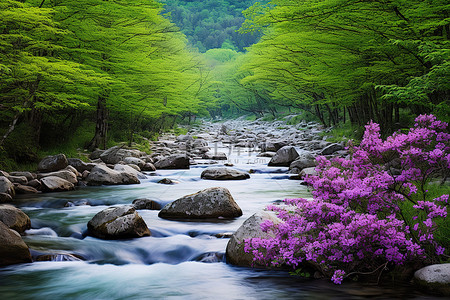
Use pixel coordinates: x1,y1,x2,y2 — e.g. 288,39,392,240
245,115,449,284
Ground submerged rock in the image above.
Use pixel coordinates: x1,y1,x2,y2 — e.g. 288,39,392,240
414,263,450,296
158,187,242,219
132,198,162,210
0,221,32,266
0,205,31,234
201,167,250,180
37,154,68,173
226,211,281,267
87,205,150,239
35,253,84,262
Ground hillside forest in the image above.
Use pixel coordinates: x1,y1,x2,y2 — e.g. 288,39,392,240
0,0,449,170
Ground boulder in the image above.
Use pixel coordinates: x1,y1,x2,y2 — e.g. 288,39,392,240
114,164,146,180
132,198,162,210
0,176,15,197
321,143,344,156
87,206,150,239
212,152,227,160
268,146,302,167
10,172,35,180
414,263,450,296
40,176,75,192
289,152,316,173
158,178,175,185
226,211,281,267
86,165,140,186
0,193,13,203
0,205,31,233
123,157,145,169
27,179,42,190
201,167,250,180
141,163,156,172
100,146,142,165
154,154,190,169
158,187,242,219
299,167,317,179
14,184,39,194
38,170,78,185
6,175,28,185
89,149,105,160
176,135,194,143
37,154,68,172
0,221,32,266
9,172,37,181
68,158,95,173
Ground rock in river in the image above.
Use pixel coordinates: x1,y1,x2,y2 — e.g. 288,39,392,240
86,164,140,186
201,167,250,180
158,187,242,219
226,211,281,267
268,146,302,167
154,154,190,169
414,263,450,296
87,206,150,239
40,176,75,192
0,205,31,233
0,221,32,266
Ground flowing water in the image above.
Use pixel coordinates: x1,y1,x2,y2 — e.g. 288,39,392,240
0,143,440,299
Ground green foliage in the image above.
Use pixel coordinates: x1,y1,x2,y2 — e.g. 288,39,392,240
235,0,450,129
161,0,265,52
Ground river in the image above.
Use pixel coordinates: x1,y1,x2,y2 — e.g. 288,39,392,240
0,121,440,299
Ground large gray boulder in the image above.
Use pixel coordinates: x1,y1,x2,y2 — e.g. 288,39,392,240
226,211,281,267
114,164,146,180
0,221,32,266
158,187,242,219
201,167,250,180
100,146,143,165
37,154,68,172
68,158,95,173
40,176,75,192
0,205,31,234
268,146,302,167
9,172,36,181
0,176,15,198
414,264,450,296
154,154,190,169
321,143,344,155
87,206,150,239
6,175,28,185
123,157,145,169
289,152,316,174
86,165,140,186
38,170,78,185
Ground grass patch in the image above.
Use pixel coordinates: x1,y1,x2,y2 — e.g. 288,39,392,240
321,122,364,144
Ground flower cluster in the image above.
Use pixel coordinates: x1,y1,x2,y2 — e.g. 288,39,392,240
245,115,449,284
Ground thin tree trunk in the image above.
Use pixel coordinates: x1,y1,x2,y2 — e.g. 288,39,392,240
87,95,108,150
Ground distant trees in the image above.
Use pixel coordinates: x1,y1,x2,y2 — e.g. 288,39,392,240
233,0,449,130
161,0,265,52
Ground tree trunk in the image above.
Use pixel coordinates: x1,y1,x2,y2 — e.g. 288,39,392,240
87,95,108,150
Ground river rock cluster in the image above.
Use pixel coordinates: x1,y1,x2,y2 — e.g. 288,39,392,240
0,117,448,296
